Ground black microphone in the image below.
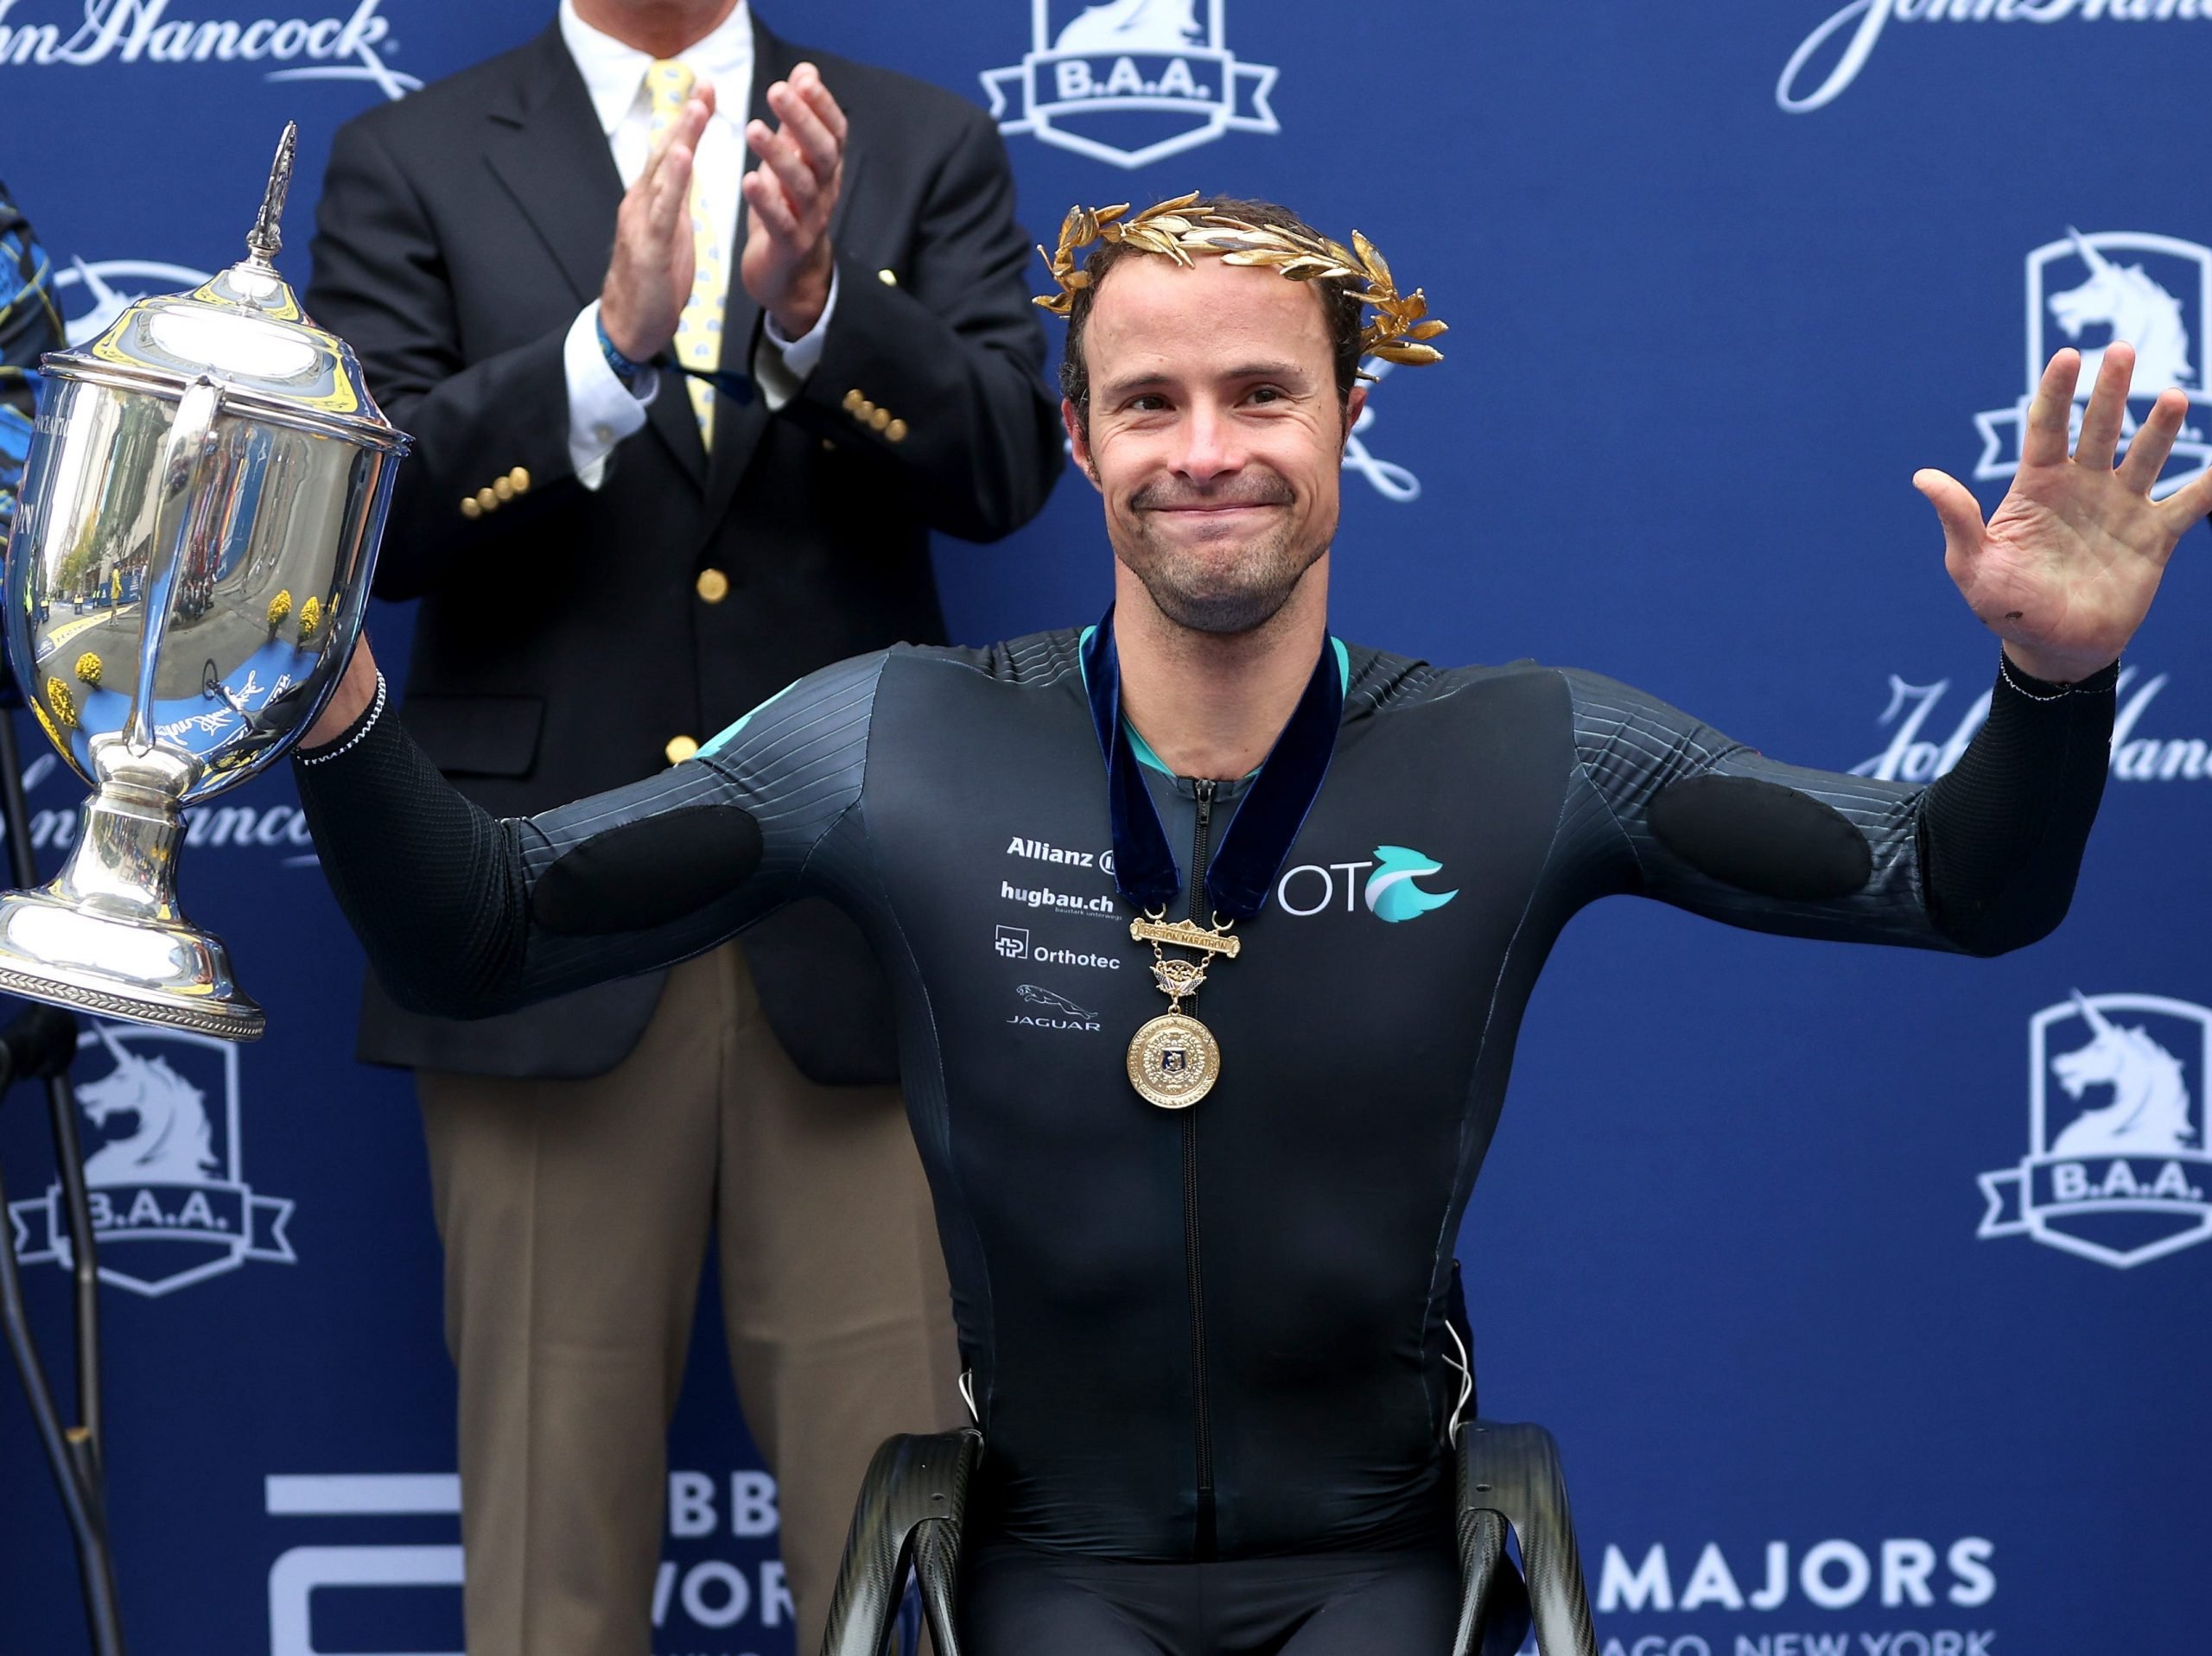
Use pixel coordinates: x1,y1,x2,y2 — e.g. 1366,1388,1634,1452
0,1002,78,1090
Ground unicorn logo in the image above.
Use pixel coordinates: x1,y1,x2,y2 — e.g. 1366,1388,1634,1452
1978,993,2212,1270
79,1024,219,1186
7,1023,295,1297
1363,847,1459,924
2046,230,2194,399
982,0,1280,170
53,258,214,349
1052,0,1201,53
2047,992,2196,1158
1974,231,2212,504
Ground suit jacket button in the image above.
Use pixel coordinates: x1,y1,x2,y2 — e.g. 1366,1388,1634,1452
842,389,864,413
870,407,891,432
508,466,531,493
855,398,875,422
886,418,908,443
877,269,898,286
493,476,516,502
474,486,500,513
461,497,483,520
696,568,729,604
665,735,700,765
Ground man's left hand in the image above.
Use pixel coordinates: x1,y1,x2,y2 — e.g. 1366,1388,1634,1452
741,61,845,339
1916,343,2212,684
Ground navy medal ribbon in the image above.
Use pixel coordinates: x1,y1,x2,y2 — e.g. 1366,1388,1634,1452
1082,605,1344,920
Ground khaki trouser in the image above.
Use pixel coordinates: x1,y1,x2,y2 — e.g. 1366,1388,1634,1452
418,943,962,1656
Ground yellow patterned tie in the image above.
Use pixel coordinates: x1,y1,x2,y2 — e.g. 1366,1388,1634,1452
642,58,725,450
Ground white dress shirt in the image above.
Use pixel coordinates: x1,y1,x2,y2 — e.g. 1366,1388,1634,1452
556,0,838,486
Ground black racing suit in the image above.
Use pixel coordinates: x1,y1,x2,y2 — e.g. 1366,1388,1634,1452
296,629,2113,1653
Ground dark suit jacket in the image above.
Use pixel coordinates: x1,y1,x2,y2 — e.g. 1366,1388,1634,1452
306,16,1062,1082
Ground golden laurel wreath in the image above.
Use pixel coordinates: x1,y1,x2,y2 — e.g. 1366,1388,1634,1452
1033,193,1446,368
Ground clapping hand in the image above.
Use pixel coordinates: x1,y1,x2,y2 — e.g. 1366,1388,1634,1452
601,83,716,362
741,61,846,339
1916,344,2212,683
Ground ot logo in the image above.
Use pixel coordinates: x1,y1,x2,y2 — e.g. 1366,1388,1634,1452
1274,847,1458,923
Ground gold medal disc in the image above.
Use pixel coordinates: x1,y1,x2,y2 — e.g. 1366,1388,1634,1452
1126,1012,1221,1109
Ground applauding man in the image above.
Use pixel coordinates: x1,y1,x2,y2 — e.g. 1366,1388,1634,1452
306,4,1061,1653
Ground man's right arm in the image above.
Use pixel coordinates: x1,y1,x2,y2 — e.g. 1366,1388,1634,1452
293,642,887,1018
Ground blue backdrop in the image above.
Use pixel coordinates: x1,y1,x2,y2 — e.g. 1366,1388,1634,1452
4,3,2210,1652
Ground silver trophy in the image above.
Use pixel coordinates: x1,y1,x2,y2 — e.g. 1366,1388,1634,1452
0,125,409,1040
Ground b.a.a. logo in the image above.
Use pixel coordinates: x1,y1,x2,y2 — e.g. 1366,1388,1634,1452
1973,230,2212,504
8,1023,295,1297
1977,993,2212,1270
982,0,1280,170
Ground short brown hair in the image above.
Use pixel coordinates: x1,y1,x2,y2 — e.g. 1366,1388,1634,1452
1056,197,1365,433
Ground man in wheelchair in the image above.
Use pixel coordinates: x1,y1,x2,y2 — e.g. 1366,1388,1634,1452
297,193,2197,1652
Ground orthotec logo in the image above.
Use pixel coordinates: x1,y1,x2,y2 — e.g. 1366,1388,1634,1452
1972,231,2211,504
982,0,1279,170
8,1023,296,1297
1274,847,1458,922
0,0,417,98
1977,992,2212,1269
1778,0,2212,116
1853,664,2210,784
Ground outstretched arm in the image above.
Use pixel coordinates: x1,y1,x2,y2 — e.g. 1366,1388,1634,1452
1568,657,2112,957
1567,340,2201,955
292,641,885,1017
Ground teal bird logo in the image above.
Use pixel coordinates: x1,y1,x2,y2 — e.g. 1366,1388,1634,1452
1363,846,1458,923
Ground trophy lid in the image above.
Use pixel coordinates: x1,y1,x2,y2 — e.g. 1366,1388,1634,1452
46,124,404,451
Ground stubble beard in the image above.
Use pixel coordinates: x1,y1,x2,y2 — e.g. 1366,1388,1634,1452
1114,479,1335,638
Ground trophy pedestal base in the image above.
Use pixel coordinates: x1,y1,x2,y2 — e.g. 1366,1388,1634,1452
0,888,264,1042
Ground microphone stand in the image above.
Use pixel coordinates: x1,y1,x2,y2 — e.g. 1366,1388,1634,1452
0,695,126,1656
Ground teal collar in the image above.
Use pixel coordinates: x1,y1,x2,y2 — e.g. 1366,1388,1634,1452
1077,626,1351,778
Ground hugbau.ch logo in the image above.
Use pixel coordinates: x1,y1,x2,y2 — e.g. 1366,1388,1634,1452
0,0,418,99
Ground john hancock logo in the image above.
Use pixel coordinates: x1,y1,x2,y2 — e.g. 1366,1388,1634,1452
1977,993,2212,1270
1974,231,2212,504
983,0,1279,170
8,1023,295,1297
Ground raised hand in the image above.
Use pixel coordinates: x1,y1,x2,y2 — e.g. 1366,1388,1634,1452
1915,344,2212,684
741,61,846,339
600,85,715,363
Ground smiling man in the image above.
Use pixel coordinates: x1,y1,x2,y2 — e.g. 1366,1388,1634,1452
292,195,2203,1652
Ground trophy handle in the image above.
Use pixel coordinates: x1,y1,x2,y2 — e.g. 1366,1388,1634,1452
124,373,224,756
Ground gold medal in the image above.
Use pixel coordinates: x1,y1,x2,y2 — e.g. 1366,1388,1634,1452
1126,1011,1221,1109
1127,911,1239,1108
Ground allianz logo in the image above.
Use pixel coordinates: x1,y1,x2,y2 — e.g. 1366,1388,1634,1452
1780,0,2212,115
1853,666,2209,784
0,0,419,99
1005,834,1113,874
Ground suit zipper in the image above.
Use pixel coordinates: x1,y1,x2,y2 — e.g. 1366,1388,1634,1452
1185,777,1217,1558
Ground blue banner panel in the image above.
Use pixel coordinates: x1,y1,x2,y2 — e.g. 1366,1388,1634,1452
3,3,2209,1653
